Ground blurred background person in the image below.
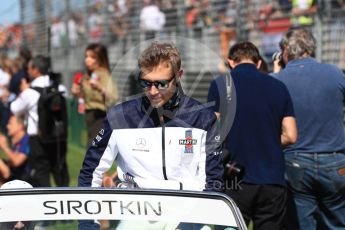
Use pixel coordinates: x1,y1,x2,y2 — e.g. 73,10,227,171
0,115,30,186
71,43,118,146
258,1,291,63
140,0,166,40
87,6,103,43
11,55,69,188
0,56,11,134
214,0,237,61
291,0,317,28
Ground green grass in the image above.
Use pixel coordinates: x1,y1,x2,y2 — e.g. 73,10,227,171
65,143,86,186
65,143,116,186
47,221,78,229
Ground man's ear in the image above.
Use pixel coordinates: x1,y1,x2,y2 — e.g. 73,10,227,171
228,59,236,69
256,60,262,69
176,69,183,82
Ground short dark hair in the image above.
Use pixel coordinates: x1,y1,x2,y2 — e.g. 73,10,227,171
138,41,181,74
30,55,49,75
228,41,261,64
86,43,110,72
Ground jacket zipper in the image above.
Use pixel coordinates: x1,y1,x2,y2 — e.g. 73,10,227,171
162,124,168,180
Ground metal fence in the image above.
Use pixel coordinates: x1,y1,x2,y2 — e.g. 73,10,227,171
17,0,345,103
14,0,345,147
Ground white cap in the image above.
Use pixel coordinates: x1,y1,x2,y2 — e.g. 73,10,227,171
0,180,33,189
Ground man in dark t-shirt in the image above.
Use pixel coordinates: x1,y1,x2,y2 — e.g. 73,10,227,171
208,41,297,230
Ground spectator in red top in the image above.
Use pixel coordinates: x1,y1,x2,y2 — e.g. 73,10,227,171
258,1,291,61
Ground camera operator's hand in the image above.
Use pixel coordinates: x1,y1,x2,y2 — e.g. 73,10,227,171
273,59,282,73
272,51,284,73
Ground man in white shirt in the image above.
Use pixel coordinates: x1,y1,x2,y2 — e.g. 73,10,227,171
10,73,39,139
10,55,69,187
140,0,166,40
0,67,10,99
0,67,11,134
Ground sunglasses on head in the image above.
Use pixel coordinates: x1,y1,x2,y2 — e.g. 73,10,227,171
139,76,175,90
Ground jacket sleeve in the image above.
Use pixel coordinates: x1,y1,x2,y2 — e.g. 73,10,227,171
204,114,224,192
101,73,119,108
78,116,118,187
207,78,220,113
10,89,32,115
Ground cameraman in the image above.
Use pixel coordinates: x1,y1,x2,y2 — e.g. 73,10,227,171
208,41,297,230
10,55,69,187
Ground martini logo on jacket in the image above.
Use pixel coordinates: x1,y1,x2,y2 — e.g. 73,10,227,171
179,130,197,153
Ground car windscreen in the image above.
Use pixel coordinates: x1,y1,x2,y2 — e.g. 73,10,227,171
0,188,247,230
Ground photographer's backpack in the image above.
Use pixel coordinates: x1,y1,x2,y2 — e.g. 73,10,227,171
33,80,68,142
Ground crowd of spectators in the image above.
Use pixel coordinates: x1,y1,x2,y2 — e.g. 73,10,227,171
1,0,343,65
